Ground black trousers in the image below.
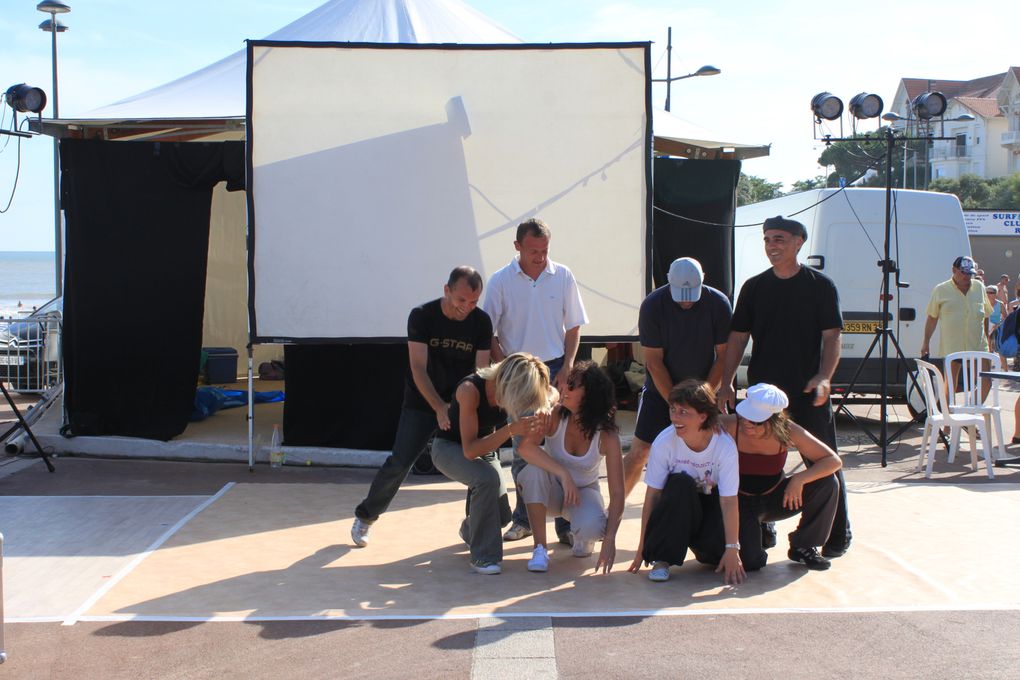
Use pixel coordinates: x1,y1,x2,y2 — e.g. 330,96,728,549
641,473,725,567
738,474,839,570
784,390,852,548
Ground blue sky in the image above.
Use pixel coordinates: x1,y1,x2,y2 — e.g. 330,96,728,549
1,0,1017,251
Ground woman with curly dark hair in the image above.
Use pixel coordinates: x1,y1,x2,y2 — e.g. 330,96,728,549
516,361,625,573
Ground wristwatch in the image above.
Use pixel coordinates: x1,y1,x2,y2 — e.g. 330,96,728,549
724,543,741,550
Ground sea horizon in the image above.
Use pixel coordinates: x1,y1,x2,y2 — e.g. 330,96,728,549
0,251,58,317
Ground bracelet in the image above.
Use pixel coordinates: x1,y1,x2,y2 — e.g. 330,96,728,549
724,542,740,550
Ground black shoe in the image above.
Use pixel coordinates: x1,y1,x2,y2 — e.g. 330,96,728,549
788,546,831,571
761,522,777,549
821,538,851,558
557,532,573,547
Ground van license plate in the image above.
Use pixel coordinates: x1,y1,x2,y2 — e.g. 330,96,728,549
0,355,26,366
843,320,880,334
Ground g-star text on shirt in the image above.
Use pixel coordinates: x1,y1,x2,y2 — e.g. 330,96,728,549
429,338,474,351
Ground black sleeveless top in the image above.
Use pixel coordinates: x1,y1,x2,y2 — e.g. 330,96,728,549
736,422,787,495
435,374,508,444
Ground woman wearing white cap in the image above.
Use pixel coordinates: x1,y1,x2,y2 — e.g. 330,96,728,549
721,383,842,571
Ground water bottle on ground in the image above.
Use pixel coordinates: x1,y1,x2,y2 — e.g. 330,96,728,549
269,424,284,468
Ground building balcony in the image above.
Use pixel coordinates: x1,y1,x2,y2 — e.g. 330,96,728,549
931,146,971,160
1003,130,1020,146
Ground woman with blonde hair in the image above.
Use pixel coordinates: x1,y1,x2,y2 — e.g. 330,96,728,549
516,361,625,573
431,353,553,574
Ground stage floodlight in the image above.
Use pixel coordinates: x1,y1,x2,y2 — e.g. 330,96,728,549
849,92,883,119
811,92,843,121
912,91,947,120
4,84,47,113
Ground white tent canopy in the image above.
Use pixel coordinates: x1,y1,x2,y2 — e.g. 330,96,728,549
86,0,522,120
72,0,767,158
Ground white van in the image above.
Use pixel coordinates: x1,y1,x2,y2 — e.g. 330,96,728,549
733,188,972,401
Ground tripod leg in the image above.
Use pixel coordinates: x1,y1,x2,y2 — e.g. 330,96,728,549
0,381,55,472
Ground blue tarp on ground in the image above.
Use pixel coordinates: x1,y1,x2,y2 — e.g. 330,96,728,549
191,387,285,422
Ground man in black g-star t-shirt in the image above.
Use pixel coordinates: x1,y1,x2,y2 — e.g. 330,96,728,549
351,266,493,547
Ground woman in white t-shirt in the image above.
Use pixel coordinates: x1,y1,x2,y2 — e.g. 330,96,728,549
516,361,625,574
627,379,745,584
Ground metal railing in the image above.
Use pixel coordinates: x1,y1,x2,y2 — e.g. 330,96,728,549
1002,130,1020,146
931,145,971,160
0,314,62,394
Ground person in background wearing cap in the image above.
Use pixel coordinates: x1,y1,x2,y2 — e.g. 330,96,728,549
921,255,994,404
717,215,852,559
483,218,589,545
720,383,841,571
622,257,732,495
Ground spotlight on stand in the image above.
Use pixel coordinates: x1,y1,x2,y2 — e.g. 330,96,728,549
5,83,47,114
911,91,947,120
811,92,844,121
849,92,884,119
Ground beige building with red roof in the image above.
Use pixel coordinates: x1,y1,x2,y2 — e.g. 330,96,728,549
889,69,1020,183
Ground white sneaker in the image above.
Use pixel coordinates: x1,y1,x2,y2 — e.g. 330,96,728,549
527,545,549,572
572,538,596,558
350,517,371,547
503,522,532,541
471,561,502,575
648,561,670,582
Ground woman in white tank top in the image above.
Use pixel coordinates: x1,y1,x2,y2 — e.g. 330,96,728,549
517,361,625,573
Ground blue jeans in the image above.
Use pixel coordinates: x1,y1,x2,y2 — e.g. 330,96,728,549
509,356,567,534
355,407,436,522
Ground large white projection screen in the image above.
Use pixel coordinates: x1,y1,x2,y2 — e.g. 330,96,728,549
248,42,650,341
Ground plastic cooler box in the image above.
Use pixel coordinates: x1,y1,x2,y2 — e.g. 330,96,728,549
203,347,239,384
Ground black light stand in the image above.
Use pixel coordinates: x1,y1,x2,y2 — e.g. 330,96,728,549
0,381,55,472
833,127,920,466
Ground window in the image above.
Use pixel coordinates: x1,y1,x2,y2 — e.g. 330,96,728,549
955,133,967,158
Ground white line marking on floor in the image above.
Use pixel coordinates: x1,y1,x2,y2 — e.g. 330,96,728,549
471,616,557,680
71,601,1020,624
0,495,211,499
60,482,235,626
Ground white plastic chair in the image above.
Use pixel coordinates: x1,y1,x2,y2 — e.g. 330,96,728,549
914,359,993,479
944,351,1006,462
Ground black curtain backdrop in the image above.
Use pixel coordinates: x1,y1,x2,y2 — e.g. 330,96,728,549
284,344,406,450
652,158,741,298
60,139,244,440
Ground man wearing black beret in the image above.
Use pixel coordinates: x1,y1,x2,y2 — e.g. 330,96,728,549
717,215,852,558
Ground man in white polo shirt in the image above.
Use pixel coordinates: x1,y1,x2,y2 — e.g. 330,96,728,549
484,217,589,542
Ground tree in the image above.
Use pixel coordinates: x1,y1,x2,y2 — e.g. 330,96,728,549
789,176,826,193
989,173,1020,209
737,173,783,206
928,173,1020,210
815,129,910,188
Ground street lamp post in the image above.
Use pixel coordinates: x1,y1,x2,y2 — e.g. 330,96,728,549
37,1,70,298
651,27,720,112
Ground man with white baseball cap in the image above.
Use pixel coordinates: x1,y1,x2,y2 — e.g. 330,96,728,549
622,257,732,494
721,383,842,571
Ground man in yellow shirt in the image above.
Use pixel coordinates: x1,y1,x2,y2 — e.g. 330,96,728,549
921,255,994,399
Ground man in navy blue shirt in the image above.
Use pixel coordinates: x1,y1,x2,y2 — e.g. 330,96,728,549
622,257,732,494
